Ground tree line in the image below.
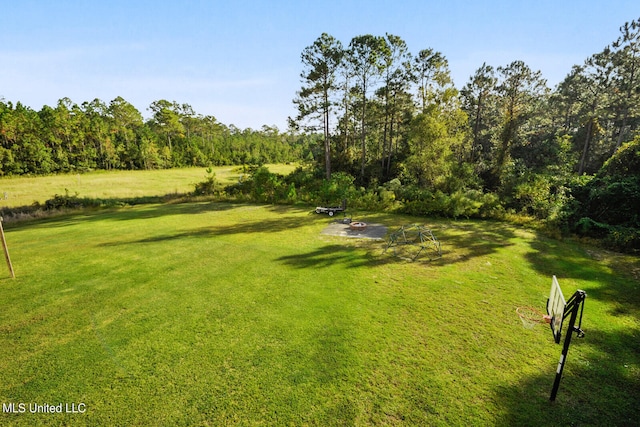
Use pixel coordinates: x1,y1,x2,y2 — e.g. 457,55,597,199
0,97,308,175
292,19,640,250
1,18,638,251
294,22,639,184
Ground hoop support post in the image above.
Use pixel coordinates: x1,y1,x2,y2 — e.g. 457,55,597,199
550,290,586,401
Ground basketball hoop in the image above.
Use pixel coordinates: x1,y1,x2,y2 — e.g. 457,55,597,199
516,306,550,329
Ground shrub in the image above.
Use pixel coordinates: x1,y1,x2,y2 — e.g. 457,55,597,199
562,172,640,253
394,185,503,219
606,226,640,252
574,218,640,252
599,137,640,178
192,168,219,196
221,166,293,204
565,175,640,229
575,217,611,238
44,190,100,210
316,172,356,205
511,173,569,220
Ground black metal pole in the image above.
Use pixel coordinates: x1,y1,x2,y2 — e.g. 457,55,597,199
550,290,586,401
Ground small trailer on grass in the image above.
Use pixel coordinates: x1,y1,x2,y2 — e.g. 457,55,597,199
315,199,347,216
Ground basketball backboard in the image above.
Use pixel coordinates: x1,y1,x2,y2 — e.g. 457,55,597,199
547,275,566,344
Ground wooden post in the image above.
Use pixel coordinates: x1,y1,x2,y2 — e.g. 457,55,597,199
0,217,15,278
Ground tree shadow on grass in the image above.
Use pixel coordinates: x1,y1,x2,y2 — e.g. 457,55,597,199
7,200,243,231
103,200,241,222
275,244,394,270
326,214,519,267
525,237,640,317
493,328,640,426
16,203,519,271
410,221,517,266
99,208,327,246
302,218,519,268
104,202,312,223
508,236,640,425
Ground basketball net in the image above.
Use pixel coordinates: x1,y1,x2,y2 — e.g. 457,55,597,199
516,306,551,329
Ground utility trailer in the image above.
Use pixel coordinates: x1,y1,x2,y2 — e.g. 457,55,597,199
315,199,347,216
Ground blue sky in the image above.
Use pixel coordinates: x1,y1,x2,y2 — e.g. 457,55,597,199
2,0,639,130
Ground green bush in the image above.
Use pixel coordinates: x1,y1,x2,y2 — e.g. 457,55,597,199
44,190,101,210
574,217,640,252
317,172,356,205
511,173,568,220
575,217,611,238
220,166,297,205
192,168,219,196
599,136,640,178
562,172,640,252
394,185,503,219
565,175,640,229
606,226,640,252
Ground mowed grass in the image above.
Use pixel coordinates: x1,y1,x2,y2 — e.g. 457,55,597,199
0,203,638,425
0,164,296,208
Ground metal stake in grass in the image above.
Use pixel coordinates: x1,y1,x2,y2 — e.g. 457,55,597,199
0,217,15,278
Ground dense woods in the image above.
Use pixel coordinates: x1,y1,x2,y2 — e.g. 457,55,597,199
294,22,640,182
1,18,639,251
290,18,640,250
0,97,307,174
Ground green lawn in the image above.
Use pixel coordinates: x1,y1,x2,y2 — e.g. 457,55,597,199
0,164,296,208
0,202,638,425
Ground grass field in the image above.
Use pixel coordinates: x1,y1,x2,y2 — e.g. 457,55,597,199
0,164,297,208
0,198,638,425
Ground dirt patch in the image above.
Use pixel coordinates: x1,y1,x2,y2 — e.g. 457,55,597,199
321,221,388,240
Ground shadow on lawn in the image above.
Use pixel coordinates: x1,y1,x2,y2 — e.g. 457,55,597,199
423,221,517,266
11,200,323,233
525,237,640,318
7,200,243,230
337,215,519,267
273,220,519,270
497,235,640,425
275,244,394,270
99,207,326,246
101,202,313,224
492,327,640,426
